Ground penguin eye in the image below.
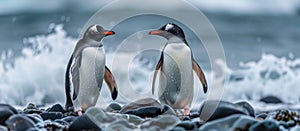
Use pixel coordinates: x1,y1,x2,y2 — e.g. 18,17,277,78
90,30,100,35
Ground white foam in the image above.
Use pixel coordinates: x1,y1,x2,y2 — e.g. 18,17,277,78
0,24,299,111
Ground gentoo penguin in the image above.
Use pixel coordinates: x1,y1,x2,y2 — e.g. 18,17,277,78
65,25,118,113
149,23,208,115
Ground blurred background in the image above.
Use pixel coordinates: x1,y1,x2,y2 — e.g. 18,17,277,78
0,0,300,110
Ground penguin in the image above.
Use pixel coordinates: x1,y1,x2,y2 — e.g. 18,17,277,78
65,24,118,113
149,23,208,115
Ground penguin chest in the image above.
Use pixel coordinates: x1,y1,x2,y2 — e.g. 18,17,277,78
159,43,194,108
78,47,105,109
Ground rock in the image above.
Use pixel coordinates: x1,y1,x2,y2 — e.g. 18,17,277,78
176,121,197,130
108,120,136,130
161,104,176,116
23,103,42,114
0,125,8,131
249,120,279,131
85,107,116,124
5,114,35,131
62,116,77,123
46,104,65,113
178,116,190,121
199,114,259,130
120,98,161,113
40,112,64,121
235,101,255,117
111,113,143,125
0,104,18,114
0,108,15,126
44,120,66,130
171,126,186,131
256,113,268,120
0,104,18,126
199,100,250,121
189,112,200,119
69,114,99,130
260,96,283,104
54,119,69,126
25,127,40,131
141,115,180,130
26,114,43,124
123,106,162,118
291,126,300,131
106,103,122,112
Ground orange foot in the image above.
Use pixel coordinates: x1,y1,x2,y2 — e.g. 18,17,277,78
183,108,190,116
77,109,83,116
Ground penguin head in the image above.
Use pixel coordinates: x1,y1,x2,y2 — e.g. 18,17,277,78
149,23,186,41
84,25,115,42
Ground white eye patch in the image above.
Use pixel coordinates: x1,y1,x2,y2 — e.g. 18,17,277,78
90,25,98,32
165,24,174,30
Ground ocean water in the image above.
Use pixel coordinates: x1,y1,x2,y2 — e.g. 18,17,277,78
1,0,300,112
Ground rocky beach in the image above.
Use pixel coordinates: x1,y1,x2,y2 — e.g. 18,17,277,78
1,97,300,131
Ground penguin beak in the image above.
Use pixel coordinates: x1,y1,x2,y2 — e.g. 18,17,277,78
149,30,162,35
102,31,115,36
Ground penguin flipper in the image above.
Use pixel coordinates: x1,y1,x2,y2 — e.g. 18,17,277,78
152,53,163,95
192,58,208,93
71,56,80,100
104,66,118,100
65,55,74,111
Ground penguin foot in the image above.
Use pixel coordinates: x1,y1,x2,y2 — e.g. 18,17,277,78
183,108,190,116
77,109,83,116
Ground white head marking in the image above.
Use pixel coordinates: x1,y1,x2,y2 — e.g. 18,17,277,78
165,24,173,30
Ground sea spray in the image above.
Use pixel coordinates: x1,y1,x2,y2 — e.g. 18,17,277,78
0,24,299,112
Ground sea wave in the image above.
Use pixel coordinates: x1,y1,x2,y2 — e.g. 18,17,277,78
0,24,299,110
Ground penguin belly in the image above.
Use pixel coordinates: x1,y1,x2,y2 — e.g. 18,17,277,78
159,43,193,109
76,47,105,111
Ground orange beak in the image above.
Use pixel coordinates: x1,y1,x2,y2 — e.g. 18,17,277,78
149,30,162,35
102,31,115,35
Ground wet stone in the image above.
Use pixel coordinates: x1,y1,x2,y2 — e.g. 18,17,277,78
0,104,18,114
171,126,186,131
108,119,136,129
178,116,190,121
141,115,180,130
235,101,255,117
85,107,116,123
123,106,162,118
176,121,196,130
249,120,279,131
120,98,161,113
5,114,35,131
0,125,8,131
256,113,268,120
40,112,64,121
23,103,42,114
112,113,144,125
62,116,77,123
199,114,258,131
189,112,200,119
44,120,66,130
26,114,43,124
106,103,122,112
54,119,69,126
0,108,15,125
199,100,249,121
25,127,40,131
161,104,176,116
260,96,283,104
46,104,65,113
69,114,100,130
